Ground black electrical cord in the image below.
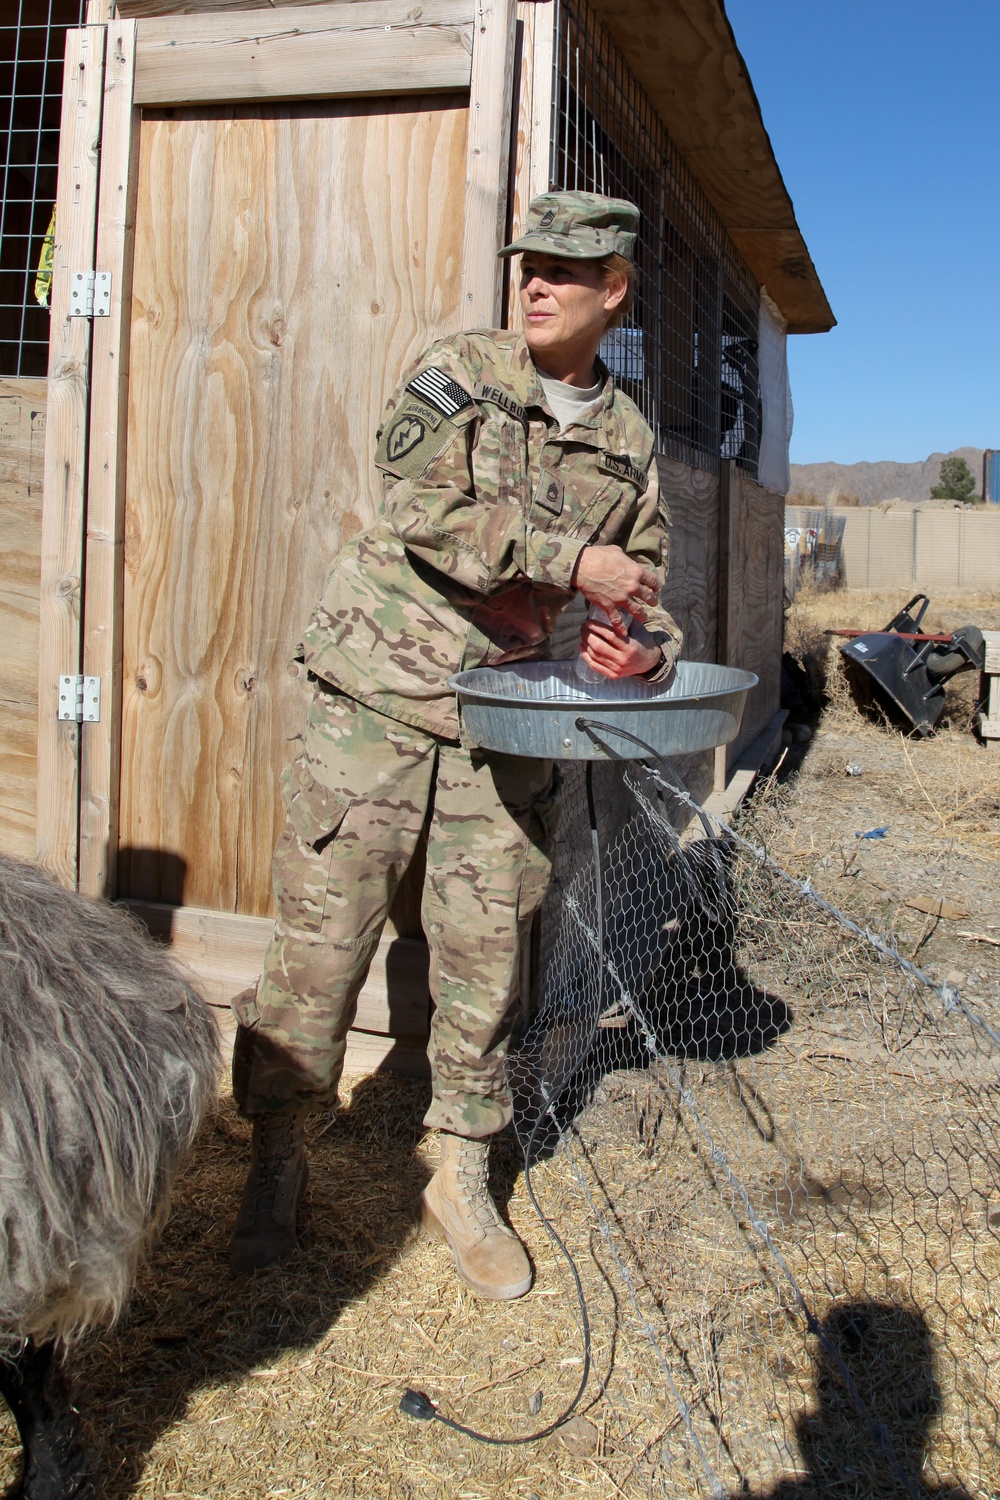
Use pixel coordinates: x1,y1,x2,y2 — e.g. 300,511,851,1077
399,761,605,1446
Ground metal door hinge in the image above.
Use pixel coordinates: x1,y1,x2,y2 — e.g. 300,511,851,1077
69,271,111,318
58,676,101,722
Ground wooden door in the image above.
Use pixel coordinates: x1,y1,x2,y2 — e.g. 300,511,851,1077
37,1,516,1058
118,96,468,913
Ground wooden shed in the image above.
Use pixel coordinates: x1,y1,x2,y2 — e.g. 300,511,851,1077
0,0,833,1064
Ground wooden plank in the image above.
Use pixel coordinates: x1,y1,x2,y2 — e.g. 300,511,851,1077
505,0,555,328
343,1032,431,1079
120,0,445,15
86,0,113,19
125,900,432,1036
119,96,468,913
133,1,475,106
459,0,517,329
657,456,720,664
36,26,106,887
0,381,46,860
80,20,139,900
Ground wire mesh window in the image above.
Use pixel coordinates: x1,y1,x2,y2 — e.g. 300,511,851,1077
550,0,761,475
1,0,86,379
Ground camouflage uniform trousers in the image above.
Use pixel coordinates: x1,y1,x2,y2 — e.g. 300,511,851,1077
233,682,558,1138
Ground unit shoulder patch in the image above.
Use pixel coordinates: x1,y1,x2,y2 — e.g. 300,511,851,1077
406,367,475,420
375,401,460,478
599,451,648,488
476,384,528,425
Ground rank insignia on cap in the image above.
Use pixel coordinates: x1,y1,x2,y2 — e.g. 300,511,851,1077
386,414,426,462
406,367,475,419
538,208,556,228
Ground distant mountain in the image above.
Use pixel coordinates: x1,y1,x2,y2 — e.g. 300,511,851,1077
789,447,985,505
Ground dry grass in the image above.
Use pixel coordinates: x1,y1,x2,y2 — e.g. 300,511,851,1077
0,585,996,1497
0,1075,647,1500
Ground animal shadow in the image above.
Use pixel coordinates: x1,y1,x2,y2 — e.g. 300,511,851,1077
66,1071,433,1499
735,1302,973,1499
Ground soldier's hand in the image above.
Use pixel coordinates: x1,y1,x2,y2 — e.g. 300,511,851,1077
571,546,660,634
579,619,662,679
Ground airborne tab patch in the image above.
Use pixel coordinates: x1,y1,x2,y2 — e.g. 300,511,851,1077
375,399,458,477
406,367,475,419
599,451,647,488
476,384,528,425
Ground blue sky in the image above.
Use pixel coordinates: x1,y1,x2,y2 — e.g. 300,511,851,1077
725,1,1000,466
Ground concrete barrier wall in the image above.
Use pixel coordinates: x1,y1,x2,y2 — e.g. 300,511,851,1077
788,506,1000,591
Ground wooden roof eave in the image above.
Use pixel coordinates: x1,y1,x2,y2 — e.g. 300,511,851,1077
589,0,836,334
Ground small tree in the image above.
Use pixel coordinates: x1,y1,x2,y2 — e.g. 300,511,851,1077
930,455,977,503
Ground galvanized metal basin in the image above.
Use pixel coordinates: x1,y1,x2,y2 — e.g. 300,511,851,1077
449,661,758,760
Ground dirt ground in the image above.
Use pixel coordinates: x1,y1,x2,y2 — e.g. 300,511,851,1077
1,585,997,1499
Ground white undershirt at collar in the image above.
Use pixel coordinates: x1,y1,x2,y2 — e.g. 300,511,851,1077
537,371,604,432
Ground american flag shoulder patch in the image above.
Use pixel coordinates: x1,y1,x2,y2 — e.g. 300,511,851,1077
406,367,475,420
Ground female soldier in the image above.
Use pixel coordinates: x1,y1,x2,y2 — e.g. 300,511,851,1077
230,192,682,1298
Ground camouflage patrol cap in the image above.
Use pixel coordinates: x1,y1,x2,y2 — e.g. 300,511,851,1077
497,191,639,261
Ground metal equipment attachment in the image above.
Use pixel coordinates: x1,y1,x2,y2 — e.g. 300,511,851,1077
836,595,985,736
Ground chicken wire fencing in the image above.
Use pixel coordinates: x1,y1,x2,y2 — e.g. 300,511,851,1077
0,0,86,377
507,754,1000,1499
550,0,761,477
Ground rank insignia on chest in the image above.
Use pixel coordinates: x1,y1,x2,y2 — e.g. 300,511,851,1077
533,471,564,517
599,451,647,488
386,414,426,462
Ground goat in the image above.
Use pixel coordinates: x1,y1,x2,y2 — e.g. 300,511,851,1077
0,854,218,1499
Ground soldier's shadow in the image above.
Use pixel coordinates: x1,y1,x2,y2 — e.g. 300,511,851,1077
734,1302,973,1500
70,1071,433,1499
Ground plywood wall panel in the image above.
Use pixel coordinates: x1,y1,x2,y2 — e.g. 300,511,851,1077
657,456,720,664
0,381,46,858
720,463,783,762
120,96,468,913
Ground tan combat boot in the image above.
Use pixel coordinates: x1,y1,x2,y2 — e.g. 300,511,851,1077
230,1109,309,1275
421,1133,532,1301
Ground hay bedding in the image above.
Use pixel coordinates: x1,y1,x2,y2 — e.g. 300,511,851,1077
0,1075,637,1499
0,589,996,1497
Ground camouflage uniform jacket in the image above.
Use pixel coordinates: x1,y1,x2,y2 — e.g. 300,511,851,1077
300,330,683,740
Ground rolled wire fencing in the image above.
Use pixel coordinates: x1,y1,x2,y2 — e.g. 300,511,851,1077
509,754,1000,1498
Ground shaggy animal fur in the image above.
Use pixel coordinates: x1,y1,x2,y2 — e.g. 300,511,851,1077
0,855,218,1353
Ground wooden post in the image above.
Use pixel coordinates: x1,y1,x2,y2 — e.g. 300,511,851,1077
460,0,518,329
80,19,138,899
714,459,735,792
506,0,555,328
36,26,106,887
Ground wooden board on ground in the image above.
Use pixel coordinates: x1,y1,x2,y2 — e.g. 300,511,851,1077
127,899,432,1036
118,95,469,915
0,380,46,860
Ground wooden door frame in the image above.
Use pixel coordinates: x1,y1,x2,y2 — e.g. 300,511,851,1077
38,0,517,897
